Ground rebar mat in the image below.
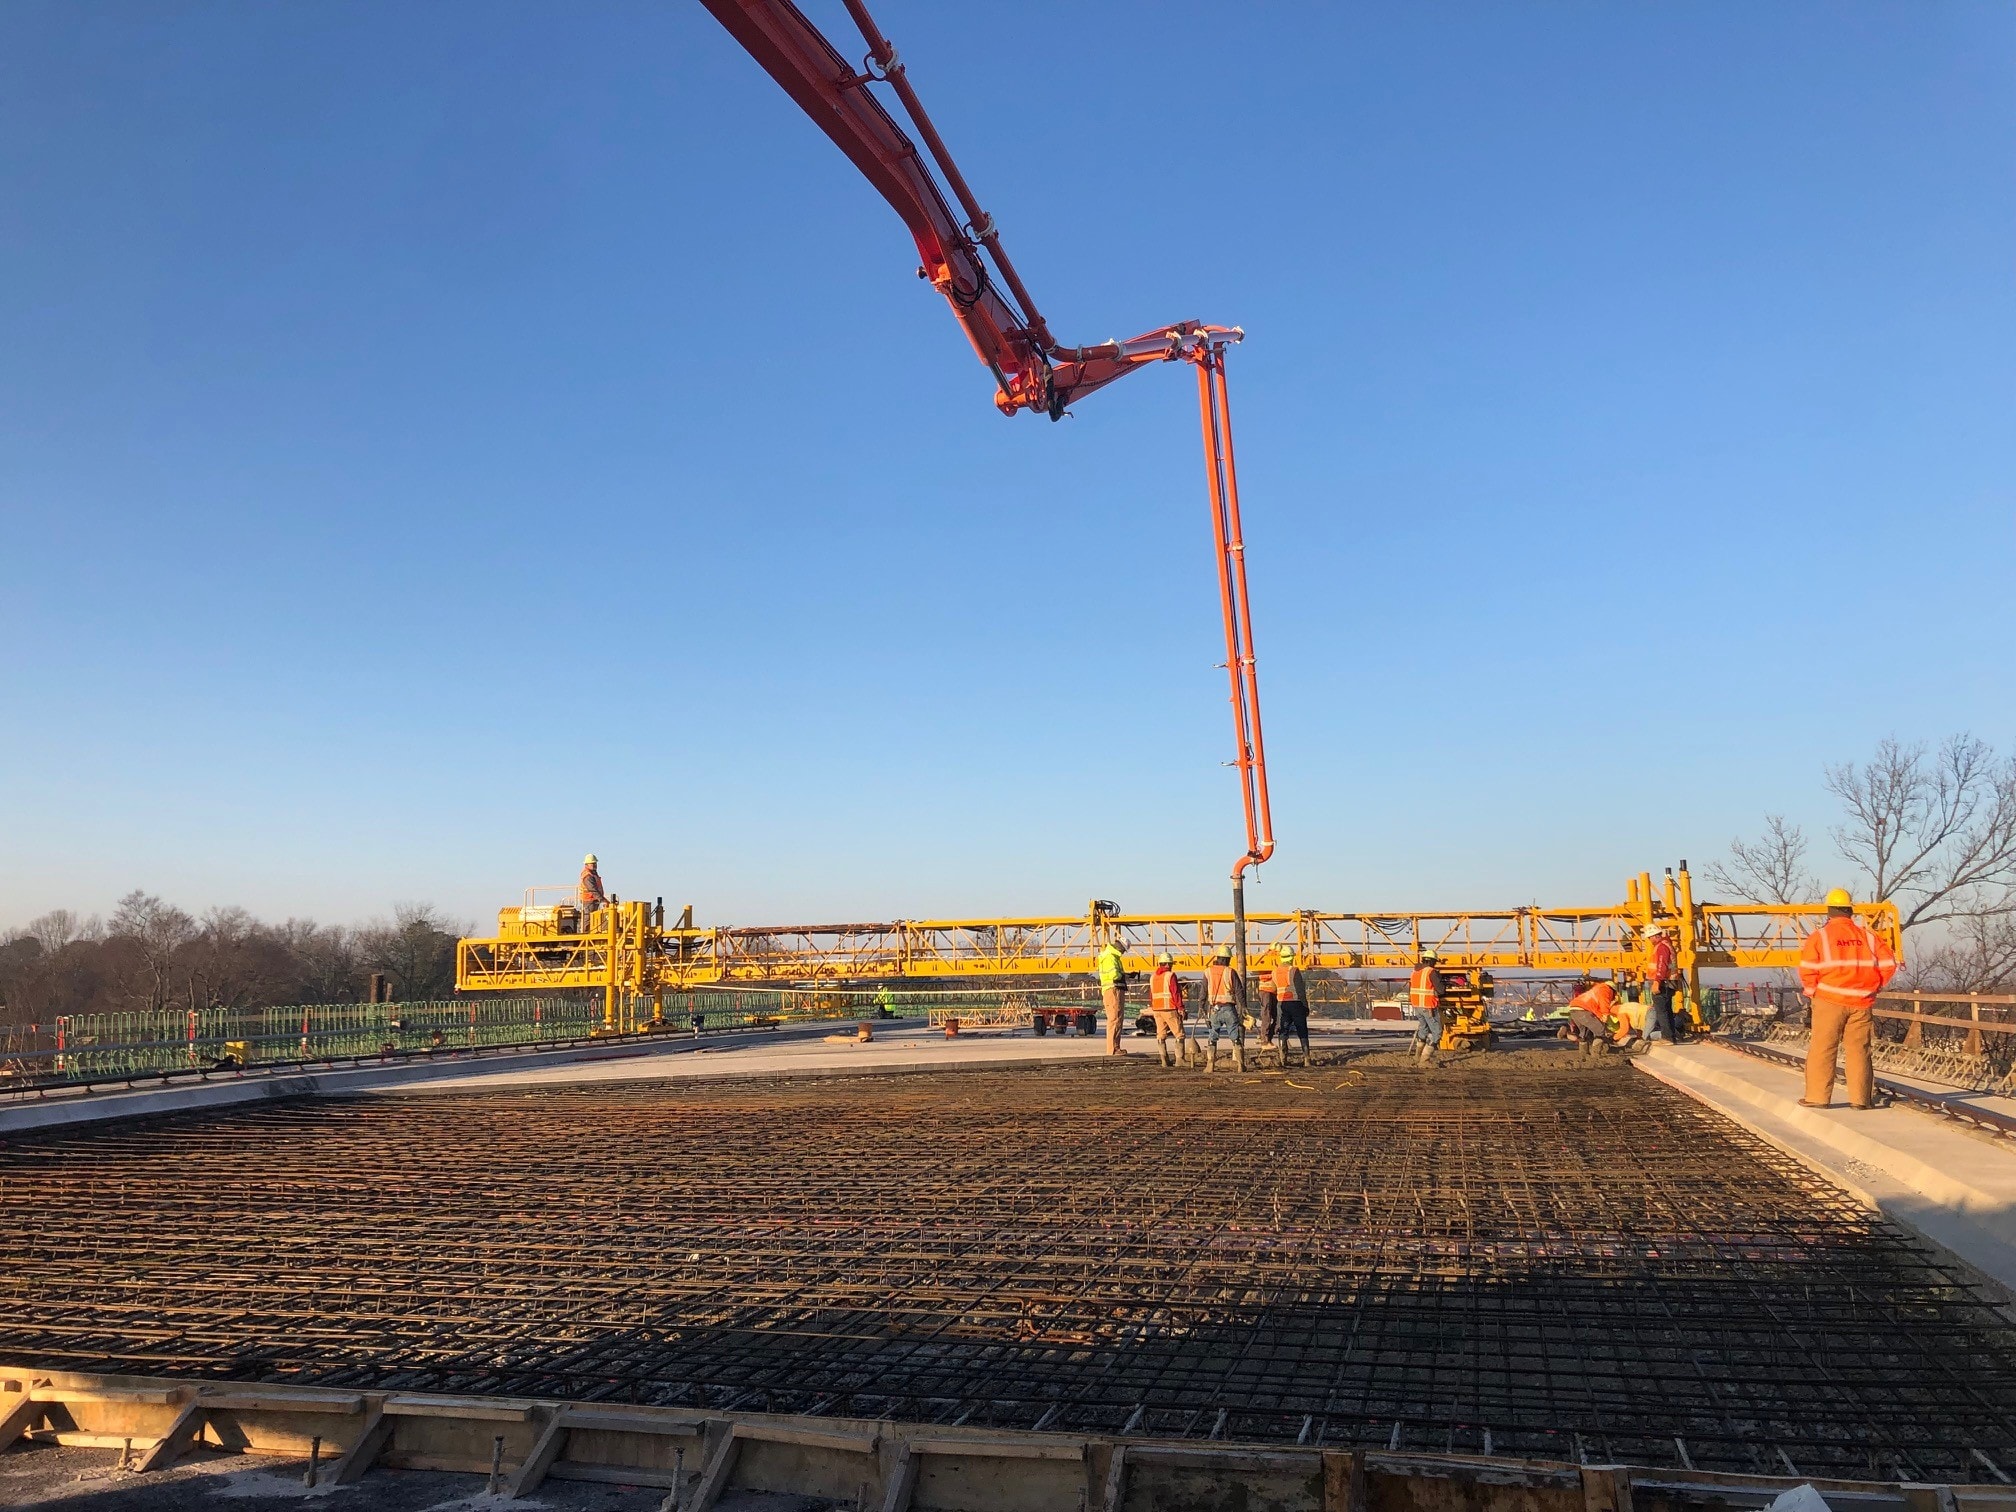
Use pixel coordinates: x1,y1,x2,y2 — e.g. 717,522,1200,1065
5,1053,2015,1482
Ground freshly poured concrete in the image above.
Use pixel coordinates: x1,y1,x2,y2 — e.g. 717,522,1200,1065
1638,1040,2016,1298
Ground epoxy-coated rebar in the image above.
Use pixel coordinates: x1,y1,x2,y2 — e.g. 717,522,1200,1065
3,1056,2014,1482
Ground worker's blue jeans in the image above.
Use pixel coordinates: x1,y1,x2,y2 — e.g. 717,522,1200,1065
1207,1003,1242,1045
1413,1009,1439,1045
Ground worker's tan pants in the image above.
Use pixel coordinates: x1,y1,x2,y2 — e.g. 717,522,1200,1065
1103,988,1127,1054
1805,998,1875,1106
1151,1010,1186,1047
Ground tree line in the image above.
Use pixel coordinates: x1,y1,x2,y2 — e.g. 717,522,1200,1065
0,895,467,1027
1710,733,2016,991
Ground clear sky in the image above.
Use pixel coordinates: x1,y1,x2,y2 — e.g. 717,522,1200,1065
3,1,2012,932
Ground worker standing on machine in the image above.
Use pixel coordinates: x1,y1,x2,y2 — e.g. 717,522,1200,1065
578,854,608,917
1272,946,1311,1065
1203,949,1245,1073
1798,888,1900,1109
1644,926,1678,1043
1149,952,1189,1068
1097,938,1130,1056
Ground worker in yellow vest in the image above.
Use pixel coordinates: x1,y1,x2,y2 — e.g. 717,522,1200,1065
1096,939,1130,1056
1203,949,1245,1074
1148,952,1189,1069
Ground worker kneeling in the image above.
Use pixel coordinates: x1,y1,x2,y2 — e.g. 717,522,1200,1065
1202,950,1245,1073
1149,952,1190,1069
1562,979,1636,1056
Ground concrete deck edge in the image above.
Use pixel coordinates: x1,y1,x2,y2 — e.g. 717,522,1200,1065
1635,1046,2016,1303
0,1019,896,1136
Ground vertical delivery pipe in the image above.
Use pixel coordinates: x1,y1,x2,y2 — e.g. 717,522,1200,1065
1194,341,1274,985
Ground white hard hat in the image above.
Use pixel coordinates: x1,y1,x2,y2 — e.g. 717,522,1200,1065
584,853,598,866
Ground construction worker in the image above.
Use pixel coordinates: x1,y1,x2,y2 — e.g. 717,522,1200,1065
578,854,608,913
1148,951,1188,1068
1797,888,1900,1109
874,983,898,1019
1271,946,1310,1064
1097,939,1130,1056
1644,926,1678,1043
1203,949,1245,1073
1563,979,1634,1056
1408,949,1443,1063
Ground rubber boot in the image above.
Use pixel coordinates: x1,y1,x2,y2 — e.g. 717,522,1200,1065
1233,1042,1247,1074
1205,1041,1218,1074
1157,1038,1173,1069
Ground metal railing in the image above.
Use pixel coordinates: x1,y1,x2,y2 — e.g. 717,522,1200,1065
0,986,1102,1090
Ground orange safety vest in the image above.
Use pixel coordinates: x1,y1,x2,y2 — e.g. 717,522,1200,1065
1569,982,1621,1032
1272,964,1303,1001
578,866,607,908
1150,967,1185,1014
1205,962,1238,1004
1408,966,1441,1011
1646,936,1675,987
1798,916,1900,1011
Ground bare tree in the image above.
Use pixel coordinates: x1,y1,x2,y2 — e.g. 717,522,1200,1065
1897,912,2016,993
106,891,197,1013
19,910,103,953
357,903,465,1002
1827,735,2016,930
1707,815,1817,903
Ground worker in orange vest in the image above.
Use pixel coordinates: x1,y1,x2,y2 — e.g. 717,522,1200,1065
1148,952,1189,1069
1407,949,1443,1063
1644,926,1678,1043
1262,946,1307,1065
1797,888,1900,1109
578,854,608,914
1563,979,1633,1056
1202,949,1246,1074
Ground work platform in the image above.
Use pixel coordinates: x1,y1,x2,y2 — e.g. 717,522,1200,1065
6,1042,2016,1500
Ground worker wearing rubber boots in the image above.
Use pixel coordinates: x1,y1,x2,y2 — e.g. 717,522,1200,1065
1408,949,1442,1063
1270,946,1311,1065
1202,949,1246,1073
1097,939,1130,1056
1148,952,1189,1068
578,854,608,915
1798,889,1900,1109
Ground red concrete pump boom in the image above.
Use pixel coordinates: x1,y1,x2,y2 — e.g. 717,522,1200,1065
700,0,1275,955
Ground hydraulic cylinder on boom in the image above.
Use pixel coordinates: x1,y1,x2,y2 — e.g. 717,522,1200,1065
700,0,1275,973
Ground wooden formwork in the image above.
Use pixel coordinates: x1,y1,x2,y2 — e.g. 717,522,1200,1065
4,1369,2012,1512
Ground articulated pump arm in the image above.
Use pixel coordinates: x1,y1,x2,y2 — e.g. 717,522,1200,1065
698,0,1213,417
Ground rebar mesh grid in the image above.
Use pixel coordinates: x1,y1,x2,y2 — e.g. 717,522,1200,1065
4,1055,2014,1481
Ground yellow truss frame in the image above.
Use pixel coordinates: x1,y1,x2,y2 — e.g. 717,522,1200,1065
456,869,1903,1031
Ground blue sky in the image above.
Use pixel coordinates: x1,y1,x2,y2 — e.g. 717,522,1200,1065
3,1,2011,931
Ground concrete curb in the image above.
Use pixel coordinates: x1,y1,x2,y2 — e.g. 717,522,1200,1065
0,1019,908,1136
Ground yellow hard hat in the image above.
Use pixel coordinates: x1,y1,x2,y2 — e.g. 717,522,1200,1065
584,853,598,866
1156,951,1175,965
1277,945,1294,960
1824,887,1852,908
